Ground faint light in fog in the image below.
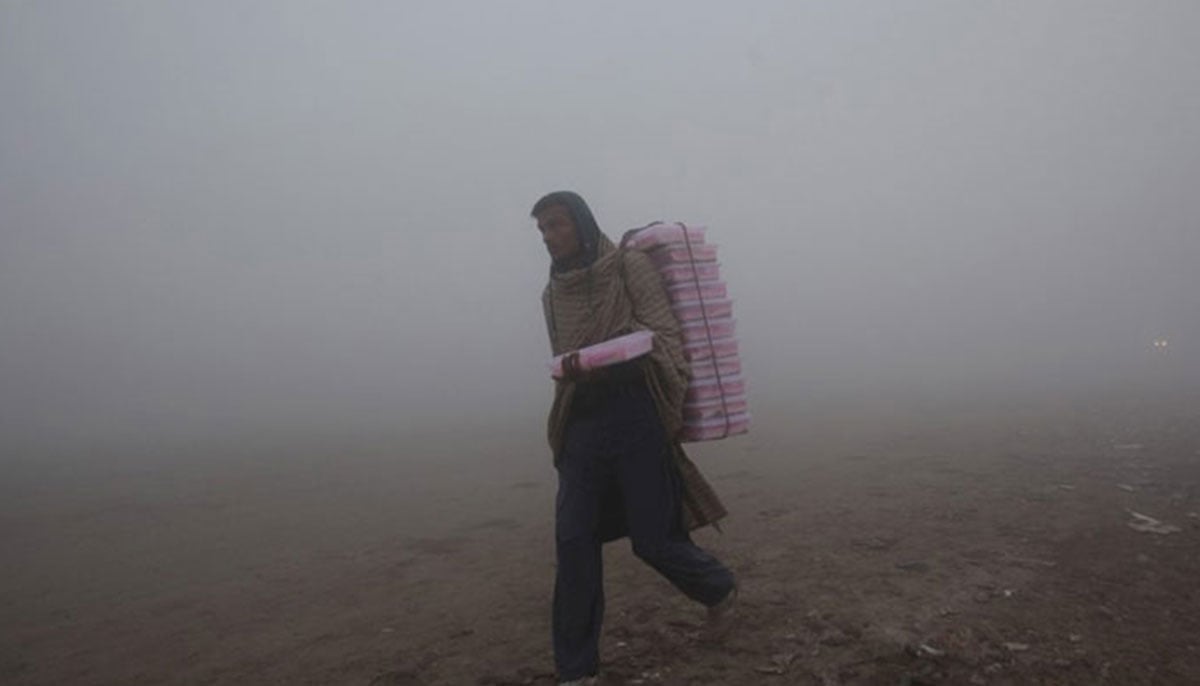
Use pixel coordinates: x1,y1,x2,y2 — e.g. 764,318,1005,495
1152,339,1169,350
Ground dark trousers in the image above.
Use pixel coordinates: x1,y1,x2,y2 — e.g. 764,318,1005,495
552,381,735,680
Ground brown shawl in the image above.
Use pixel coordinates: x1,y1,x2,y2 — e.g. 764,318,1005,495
543,234,727,531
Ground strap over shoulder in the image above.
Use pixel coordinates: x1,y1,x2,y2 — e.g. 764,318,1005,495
620,220,666,249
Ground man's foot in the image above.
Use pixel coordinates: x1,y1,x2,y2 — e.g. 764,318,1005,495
558,677,598,686
706,584,738,625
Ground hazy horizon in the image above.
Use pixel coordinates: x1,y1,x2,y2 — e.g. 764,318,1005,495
3,2,1198,458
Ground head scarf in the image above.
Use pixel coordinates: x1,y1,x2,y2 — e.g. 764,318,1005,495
532,191,605,272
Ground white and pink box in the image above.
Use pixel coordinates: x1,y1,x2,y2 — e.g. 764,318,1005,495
668,281,727,304
660,261,722,284
623,221,750,443
623,223,707,250
685,375,746,403
683,337,739,362
549,330,654,380
683,394,749,422
681,388,744,441
681,318,736,344
650,243,719,266
673,298,734,322
681,412,751,441
689,356,742,380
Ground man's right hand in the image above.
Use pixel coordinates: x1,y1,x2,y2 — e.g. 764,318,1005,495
560,352,607,383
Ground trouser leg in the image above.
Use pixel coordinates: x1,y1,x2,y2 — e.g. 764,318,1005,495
552,420,606,680
616,410,735,607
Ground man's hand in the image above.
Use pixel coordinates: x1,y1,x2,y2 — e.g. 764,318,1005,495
560,351,583,381
559,352,607,383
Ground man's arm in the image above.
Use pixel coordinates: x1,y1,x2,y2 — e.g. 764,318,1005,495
541,286,556,351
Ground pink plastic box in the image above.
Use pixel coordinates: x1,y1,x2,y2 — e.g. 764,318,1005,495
650,243,718,266
681,318,736,344
668,280,727,304
681,412,751,442
689,356,742,380
673,298,733,322
683,336,739,362
685,374,746,403
549,330,653,379
660,262,721,285
624,223,707,250
683,394,748,421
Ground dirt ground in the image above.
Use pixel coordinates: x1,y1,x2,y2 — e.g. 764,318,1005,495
3,387,1199,685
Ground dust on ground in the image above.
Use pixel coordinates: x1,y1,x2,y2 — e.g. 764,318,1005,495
3,388,1199,685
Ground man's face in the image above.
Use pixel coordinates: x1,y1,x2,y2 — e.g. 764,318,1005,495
535,204,581,262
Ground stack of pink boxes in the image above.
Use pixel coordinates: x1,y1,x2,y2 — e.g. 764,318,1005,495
625,223,750,442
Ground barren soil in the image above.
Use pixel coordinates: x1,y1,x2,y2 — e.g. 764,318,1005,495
3,389,1198,685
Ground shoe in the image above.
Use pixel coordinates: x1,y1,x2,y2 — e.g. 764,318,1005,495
558,677,598,686
706,584,738,625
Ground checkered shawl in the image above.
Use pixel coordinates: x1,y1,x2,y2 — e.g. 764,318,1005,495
542,234,727,531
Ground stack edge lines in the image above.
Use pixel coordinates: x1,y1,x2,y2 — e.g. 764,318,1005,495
626,222,750,443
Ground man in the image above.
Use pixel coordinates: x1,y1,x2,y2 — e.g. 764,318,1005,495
533,191,736,685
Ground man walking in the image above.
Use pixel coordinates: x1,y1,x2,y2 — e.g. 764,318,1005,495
533,191,736,685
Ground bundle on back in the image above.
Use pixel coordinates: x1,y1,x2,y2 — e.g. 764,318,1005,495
624,223,750,442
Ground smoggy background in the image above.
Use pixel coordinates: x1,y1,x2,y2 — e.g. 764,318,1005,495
3,1,1197,458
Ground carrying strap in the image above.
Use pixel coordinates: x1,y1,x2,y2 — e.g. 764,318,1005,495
676,222,731,439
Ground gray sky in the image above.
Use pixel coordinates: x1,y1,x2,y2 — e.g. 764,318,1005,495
2,1,1198,453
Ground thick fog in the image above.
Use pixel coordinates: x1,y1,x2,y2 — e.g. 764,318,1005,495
2,1,1197,456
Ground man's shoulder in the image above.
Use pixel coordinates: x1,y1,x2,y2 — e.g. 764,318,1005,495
619,245,655,271
618,247,659,287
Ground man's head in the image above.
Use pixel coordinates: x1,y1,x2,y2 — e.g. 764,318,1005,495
533,201,580,263
531,191,602,268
